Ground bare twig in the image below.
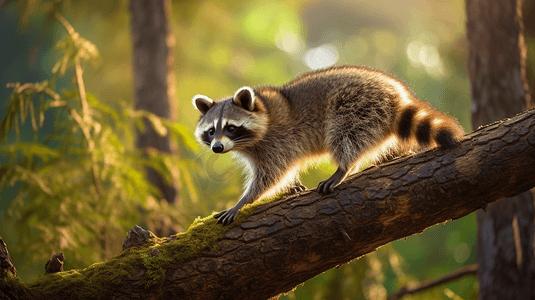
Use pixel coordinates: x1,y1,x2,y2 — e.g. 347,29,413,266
73,60,90,124
53,12,76,36
388,264,478,300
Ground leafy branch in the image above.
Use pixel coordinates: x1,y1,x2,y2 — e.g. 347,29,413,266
0,13,199,270
54,12,102,195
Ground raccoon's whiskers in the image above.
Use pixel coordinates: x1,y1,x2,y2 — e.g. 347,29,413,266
193,146,214,161
232,135,254,145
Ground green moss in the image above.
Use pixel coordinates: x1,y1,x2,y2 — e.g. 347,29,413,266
29,245,150,299
26,195,287,298
138,214,236,288
136,196,286,288
239,192,286,218
1,271,31,296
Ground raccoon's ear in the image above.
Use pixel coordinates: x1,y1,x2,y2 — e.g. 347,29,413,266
192,95,214,115
233,87,255,111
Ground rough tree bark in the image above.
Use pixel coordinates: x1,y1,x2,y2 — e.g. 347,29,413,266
0,237,32,300
3,108,535,300
130,0,178,204
466,0,535,298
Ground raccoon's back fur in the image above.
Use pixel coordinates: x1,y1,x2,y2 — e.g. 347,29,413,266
193,65,465,225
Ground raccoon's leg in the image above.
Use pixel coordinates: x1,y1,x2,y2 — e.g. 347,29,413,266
319,87,395,194
214,188,258,226
214,167,280,226
318,123,369,194
287,178,307,195
318,140,400,194
317,167,349,194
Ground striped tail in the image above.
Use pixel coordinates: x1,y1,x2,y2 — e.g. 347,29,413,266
396,103,464,149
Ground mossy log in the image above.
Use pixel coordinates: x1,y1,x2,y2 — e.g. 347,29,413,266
3,108,535,300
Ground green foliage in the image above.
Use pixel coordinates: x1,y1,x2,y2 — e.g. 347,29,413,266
52,21,101,76
0,11,201,283
0,81,59,144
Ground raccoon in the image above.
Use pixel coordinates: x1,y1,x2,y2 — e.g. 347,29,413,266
193,65,464,225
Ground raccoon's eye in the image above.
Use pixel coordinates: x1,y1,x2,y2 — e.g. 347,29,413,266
226,125,236,133
208,128,215,136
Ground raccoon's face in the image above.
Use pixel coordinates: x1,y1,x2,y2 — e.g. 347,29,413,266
192,87,268,154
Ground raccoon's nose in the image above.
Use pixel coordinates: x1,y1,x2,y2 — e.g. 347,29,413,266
212,142,224,153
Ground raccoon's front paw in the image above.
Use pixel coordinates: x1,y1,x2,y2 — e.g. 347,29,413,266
287,184,307,195
214,206,240,226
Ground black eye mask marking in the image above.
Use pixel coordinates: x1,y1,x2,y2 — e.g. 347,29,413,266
202,127,215,146
224,125,254,141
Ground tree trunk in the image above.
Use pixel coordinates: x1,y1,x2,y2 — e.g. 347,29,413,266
130,0,178,204
466,0,535,298
6,108,535,300
0,237,33,300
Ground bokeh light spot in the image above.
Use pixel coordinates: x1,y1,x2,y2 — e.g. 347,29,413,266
303,44,339,69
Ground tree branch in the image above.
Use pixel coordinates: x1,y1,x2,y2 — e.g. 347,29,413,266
388,264,478,299
6,109,535,300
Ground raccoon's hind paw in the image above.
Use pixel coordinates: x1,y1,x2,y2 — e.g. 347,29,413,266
317,179,337,194
317,167,347,194
288,184,307,195
214,207,239,226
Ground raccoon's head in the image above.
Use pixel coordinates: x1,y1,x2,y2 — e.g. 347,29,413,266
192,87,268,154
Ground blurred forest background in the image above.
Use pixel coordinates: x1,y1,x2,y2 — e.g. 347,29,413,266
1,0,534,299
